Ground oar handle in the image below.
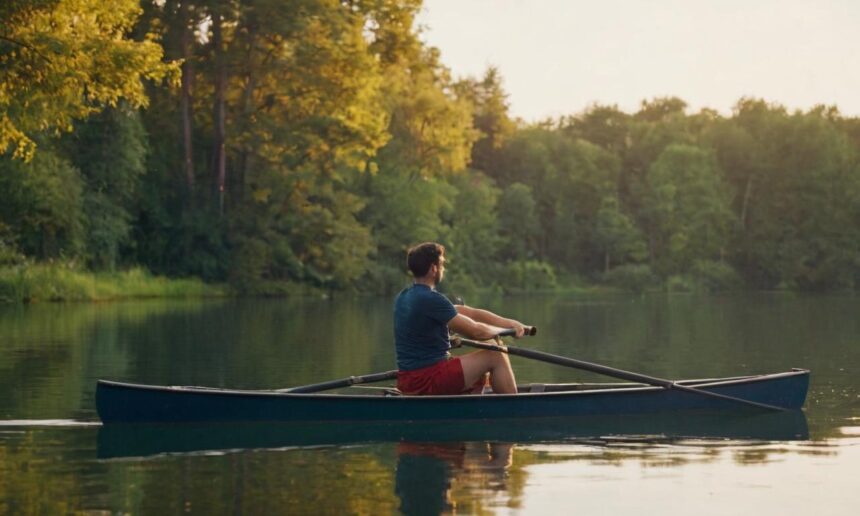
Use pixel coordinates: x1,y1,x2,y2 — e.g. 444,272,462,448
497,326,537,338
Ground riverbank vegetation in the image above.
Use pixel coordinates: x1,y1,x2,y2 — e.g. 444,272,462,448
0,261,222,303
2,0,859,302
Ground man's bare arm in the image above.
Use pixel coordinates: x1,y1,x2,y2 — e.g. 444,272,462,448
448,313,506,341
455,305,525,337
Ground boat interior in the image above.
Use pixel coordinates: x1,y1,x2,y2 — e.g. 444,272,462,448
342,374,767,396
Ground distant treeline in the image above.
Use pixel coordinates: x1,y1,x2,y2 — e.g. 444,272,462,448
2,0,860,295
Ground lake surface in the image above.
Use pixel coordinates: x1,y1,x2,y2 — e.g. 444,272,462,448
0,293,858,514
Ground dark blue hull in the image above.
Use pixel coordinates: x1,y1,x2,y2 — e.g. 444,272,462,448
96,369,809,424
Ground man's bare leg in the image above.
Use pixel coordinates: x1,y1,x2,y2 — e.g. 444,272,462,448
459,350,517,394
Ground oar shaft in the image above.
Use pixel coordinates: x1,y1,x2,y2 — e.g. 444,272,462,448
280,370,398,394
456,338,785,411
463,338,669,386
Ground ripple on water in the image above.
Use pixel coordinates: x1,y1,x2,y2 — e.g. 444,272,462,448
0,419,101,427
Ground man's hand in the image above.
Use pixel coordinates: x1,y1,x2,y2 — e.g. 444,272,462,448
510,321,527,338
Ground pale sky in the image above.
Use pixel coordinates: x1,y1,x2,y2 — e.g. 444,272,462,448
416,0,860,121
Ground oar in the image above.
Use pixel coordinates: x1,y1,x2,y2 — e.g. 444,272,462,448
278,370,398,394
455,335,786,411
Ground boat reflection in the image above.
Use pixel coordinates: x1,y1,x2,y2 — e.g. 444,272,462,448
97,410,808,460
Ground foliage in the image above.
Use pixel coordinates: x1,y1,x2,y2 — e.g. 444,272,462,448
0,146,85,258
594,195,647,272
503,260,558,292
643,144,735,276
602,264,656,294
0,0,177,160
446,172,502,284
1,1,860,299
63,105,148,269
0,263,223,303
497,182,539,261
690,260,742,292
456,67,516,174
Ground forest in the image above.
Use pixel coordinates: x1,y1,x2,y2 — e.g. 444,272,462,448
2,0,860,300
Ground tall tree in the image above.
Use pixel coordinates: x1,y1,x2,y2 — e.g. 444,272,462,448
643,144,735,276
64,105,148,269
497,182,539,262
456,67,516,174
594,195,646,273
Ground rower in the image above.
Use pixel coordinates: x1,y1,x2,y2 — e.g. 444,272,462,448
393,242,528,395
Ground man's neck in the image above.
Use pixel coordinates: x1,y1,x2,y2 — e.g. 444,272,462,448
413,276,436,289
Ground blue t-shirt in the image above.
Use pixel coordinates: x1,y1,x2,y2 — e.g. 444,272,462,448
394,284,458,371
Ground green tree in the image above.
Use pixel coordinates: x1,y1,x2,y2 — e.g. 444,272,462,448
0,146,84,258
563,103,631,156
0,0,177,160
63,106,148,269
594,195,647,273
446,171,502,286
359,169,456,293
497,182,539,261
643,144,735,276
456,67,516,174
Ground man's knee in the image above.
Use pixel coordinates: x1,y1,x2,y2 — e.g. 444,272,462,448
484,350,509,369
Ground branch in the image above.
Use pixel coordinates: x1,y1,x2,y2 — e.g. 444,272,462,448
0,34,52,62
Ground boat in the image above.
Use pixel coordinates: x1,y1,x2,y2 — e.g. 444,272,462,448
96,369,809,424
97,410,809,459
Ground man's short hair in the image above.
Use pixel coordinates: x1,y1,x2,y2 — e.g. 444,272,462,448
406,242,445,277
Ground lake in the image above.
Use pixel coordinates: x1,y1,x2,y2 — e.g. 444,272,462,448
1,293,858,514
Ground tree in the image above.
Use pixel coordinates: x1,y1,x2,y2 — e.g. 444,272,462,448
594,195,646,273
456,67,516,174
0,0,177,160
446,172,502,285
497,182,539,261
643,144,735,276
63,105,148,269
0,146,84,258
563,103,631,156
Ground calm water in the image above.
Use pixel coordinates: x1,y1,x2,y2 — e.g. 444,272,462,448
0,293,858,514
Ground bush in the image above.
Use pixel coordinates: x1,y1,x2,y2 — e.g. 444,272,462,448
229,238,272,294
0,234,25,267
503,260,558,292
603,264,656,293
0,265,27,303
691,260,742,292
666,274,694,292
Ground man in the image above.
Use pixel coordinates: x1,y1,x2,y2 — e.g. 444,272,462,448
394,242,526,395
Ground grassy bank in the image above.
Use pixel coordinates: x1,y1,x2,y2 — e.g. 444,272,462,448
0,264,225,303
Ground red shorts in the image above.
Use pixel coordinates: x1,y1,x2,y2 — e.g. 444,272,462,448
397,357,487,395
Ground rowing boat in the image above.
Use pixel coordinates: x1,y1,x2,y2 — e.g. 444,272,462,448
96,369,809,424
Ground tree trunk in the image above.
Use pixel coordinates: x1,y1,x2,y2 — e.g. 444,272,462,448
179,0,195,199
740,174,754,230
212,9,227,214
238,45,257,202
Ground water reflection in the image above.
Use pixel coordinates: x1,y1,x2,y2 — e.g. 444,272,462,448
395,442,514,515
96,411,809,459
2,422,856,515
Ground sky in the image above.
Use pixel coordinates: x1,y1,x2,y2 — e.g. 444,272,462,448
416,0,860,121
